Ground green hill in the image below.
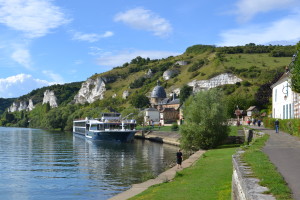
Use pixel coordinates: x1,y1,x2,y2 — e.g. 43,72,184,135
0,43,295,130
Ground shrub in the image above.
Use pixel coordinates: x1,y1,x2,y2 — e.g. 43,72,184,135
171,123,179,131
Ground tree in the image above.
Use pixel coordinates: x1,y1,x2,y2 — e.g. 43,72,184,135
180,89,229,150
291,42,300,93
130,94,150,109
179,85,193,103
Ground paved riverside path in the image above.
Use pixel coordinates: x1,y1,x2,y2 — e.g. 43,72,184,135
250,125,300,200
109,150,206,200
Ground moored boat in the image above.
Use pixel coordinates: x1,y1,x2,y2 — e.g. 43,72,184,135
73,113,137,142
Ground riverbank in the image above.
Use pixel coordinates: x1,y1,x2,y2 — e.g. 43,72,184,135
134,131,181,146
128,146,237,200
109,149,206,200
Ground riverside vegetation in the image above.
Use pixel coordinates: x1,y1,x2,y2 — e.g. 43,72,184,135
0,44,295,130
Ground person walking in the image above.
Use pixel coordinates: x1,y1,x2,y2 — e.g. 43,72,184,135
176,149,183,169
257,119,261,127
275,119,280,133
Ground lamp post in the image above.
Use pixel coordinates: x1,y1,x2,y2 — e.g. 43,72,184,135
235,106,241,126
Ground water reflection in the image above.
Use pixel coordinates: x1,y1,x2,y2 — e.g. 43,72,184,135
0,127,178,200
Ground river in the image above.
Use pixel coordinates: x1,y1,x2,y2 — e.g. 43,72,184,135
0,127,178,200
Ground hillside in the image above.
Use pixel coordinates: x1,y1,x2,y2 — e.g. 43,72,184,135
0,44,295,130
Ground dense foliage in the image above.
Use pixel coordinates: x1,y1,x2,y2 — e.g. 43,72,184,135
291,42,300,93
179,85,193,103
180,89,230,150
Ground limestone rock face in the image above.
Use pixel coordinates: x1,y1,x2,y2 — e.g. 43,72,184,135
8,102,18,112
18,101,28,111
28,99,35,111
74,77,106,104
8,99,35,112
175,61,188,66
188,73,242,93
145,69,153,78
163,69,179,80
123,90,130,99
43,90,58,108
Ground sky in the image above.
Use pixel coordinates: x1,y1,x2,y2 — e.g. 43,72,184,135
1,0,300,98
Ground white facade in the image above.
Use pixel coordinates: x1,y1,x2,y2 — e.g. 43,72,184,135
271,73,294,119
144,108,160,124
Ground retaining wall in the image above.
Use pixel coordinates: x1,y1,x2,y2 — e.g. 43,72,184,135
232,129,275,200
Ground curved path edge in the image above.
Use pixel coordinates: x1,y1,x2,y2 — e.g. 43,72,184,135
109,150,206,200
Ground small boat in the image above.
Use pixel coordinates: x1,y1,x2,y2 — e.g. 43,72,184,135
73,113,137,142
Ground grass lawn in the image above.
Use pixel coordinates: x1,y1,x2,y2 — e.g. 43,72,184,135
242,135,293,200
129,146,238,200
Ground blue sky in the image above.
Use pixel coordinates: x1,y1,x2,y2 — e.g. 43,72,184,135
1,0,300,98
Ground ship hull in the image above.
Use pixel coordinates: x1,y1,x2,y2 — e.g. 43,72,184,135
73,130,136,142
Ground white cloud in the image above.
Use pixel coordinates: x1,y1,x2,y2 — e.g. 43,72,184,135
235,0,298,22
0,74,53,98
72,31,114,42
42,70,64,83
0,0,70,38
114,7,172,37
218,12,300,46
96,49,181,67
11,48,32,70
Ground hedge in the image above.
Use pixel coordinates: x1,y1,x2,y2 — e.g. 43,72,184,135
263,117,300,137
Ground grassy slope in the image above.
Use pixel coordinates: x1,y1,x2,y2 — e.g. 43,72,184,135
98,52,290,101
130,147,237,200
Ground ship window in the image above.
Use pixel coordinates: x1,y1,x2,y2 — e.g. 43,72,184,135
74,122,86,127
99,124,104,130
90,125,98,130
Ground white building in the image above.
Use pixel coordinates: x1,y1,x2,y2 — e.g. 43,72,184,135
271,71,294,119
144,107,160,124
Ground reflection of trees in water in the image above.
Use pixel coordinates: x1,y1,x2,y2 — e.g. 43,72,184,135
72,136,178,186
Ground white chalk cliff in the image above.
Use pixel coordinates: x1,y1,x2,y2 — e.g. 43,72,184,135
74,77,106,104
163,69,179,80
8,99,35,112
43,90,58,108
188,73,242,93
28,99,35,111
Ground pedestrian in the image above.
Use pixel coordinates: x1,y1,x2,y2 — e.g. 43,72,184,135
257,119,261,127
247,120,251,125
275,119,279,133
176,149,183,169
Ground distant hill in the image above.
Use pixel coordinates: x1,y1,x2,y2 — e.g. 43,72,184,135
0,43,295,130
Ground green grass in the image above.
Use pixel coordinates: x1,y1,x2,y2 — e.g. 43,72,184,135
242,135,293,200
129,146,238,200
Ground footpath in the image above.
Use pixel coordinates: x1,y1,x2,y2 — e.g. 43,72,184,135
250,125,300,200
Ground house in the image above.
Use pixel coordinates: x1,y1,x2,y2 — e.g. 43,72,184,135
150,81,167,106
147,83,181,125
270,70,294,119
244,106,259,122
144,107,160,125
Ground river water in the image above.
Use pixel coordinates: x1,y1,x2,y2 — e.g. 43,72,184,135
0,127,178,200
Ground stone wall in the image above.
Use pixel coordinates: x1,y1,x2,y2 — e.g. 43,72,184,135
232,130,275,200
